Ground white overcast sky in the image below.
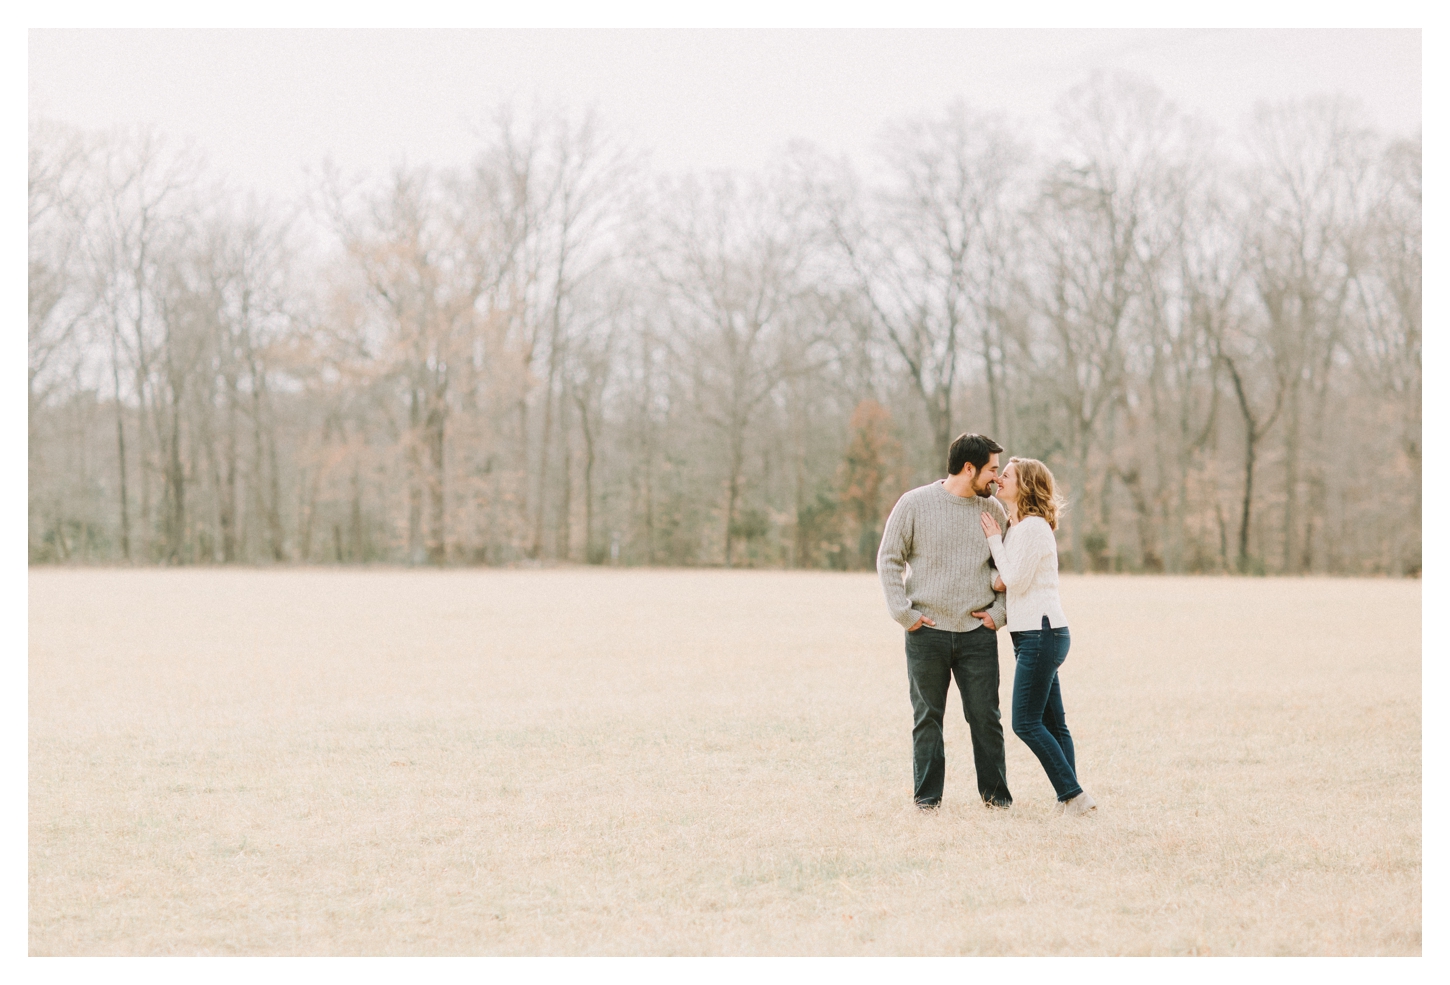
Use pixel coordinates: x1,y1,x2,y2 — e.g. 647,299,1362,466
28,28,1422,203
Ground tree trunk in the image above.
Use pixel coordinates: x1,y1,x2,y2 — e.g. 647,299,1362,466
1404,429,1421,574
1239,431,1257,573
1118,468,1161,573
982,321,1001,441
640,343,656,564
792,390,807,569
575,390,597,564
1067,437,1089,574
1222,353,1283,575
930,385,952,474
426,392,447,565
164,390,185,564
723,424,746,566
555,392,572,560
249,365,285,562
1280,381,1301,574
407,386,424,564
220,370,238,562
138,380,153,562
159,321,187,566
110,327,131,561
641,429,655,565
533,340,564,559
1299,355,1336,573
132,261,154,562
298,466,318,562
516,395,530,559
350,465,365,562
266,424,285,562
1214,497,1229,573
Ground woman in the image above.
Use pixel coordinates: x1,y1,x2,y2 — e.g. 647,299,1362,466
979,458,1096,817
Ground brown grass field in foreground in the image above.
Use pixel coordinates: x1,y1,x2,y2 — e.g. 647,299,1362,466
29,568,1421,955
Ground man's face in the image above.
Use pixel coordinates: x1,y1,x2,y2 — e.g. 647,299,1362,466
971,453,1000,497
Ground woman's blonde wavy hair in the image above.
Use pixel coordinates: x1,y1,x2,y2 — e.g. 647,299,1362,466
1008,457,1066,531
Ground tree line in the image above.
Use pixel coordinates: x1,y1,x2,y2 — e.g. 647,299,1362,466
28,74,1421,574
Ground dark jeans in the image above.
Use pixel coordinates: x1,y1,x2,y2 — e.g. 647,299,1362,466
1009,616,1082,802
904,625,1011,807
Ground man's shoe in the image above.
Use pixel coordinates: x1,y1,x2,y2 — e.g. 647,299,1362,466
983,799,1011,810
1050,799,1067,816
1062,792,1096,817
915,801,941,812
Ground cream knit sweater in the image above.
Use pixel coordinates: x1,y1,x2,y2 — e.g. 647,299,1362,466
985,515,1068,631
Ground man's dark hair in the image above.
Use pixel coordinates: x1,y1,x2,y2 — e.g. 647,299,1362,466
947,433,1003,476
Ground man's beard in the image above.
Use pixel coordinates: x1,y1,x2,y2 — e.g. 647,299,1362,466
974,478,996,498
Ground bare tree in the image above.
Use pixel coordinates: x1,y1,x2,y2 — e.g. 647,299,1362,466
188,197,300,562
84,127,202,561
1113,114,1228,572
564,289,623,562
821,102,1026,468
1243,96,1377,572
28,121,93,417
1217,326,1287,574
521,110,637,559
1348,133,1421,572
323,156,517,564
653,171,812,565
1028,74,1181,571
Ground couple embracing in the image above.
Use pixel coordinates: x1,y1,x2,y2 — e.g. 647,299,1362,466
877,433,1096,817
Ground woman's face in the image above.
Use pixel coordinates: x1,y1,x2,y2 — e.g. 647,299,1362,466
996,464,1018,503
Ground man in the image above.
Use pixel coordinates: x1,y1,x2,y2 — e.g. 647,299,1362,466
877,433,1011,810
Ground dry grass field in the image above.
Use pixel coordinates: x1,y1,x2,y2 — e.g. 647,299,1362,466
28,568,1420,955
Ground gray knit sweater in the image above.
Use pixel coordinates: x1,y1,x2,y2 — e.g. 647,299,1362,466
876,480,1010,632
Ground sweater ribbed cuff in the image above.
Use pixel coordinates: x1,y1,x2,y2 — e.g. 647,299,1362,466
987,598,1007,631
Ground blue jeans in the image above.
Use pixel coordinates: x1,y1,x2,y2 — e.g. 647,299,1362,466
904,625,1011,807
1009,616,1082,802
